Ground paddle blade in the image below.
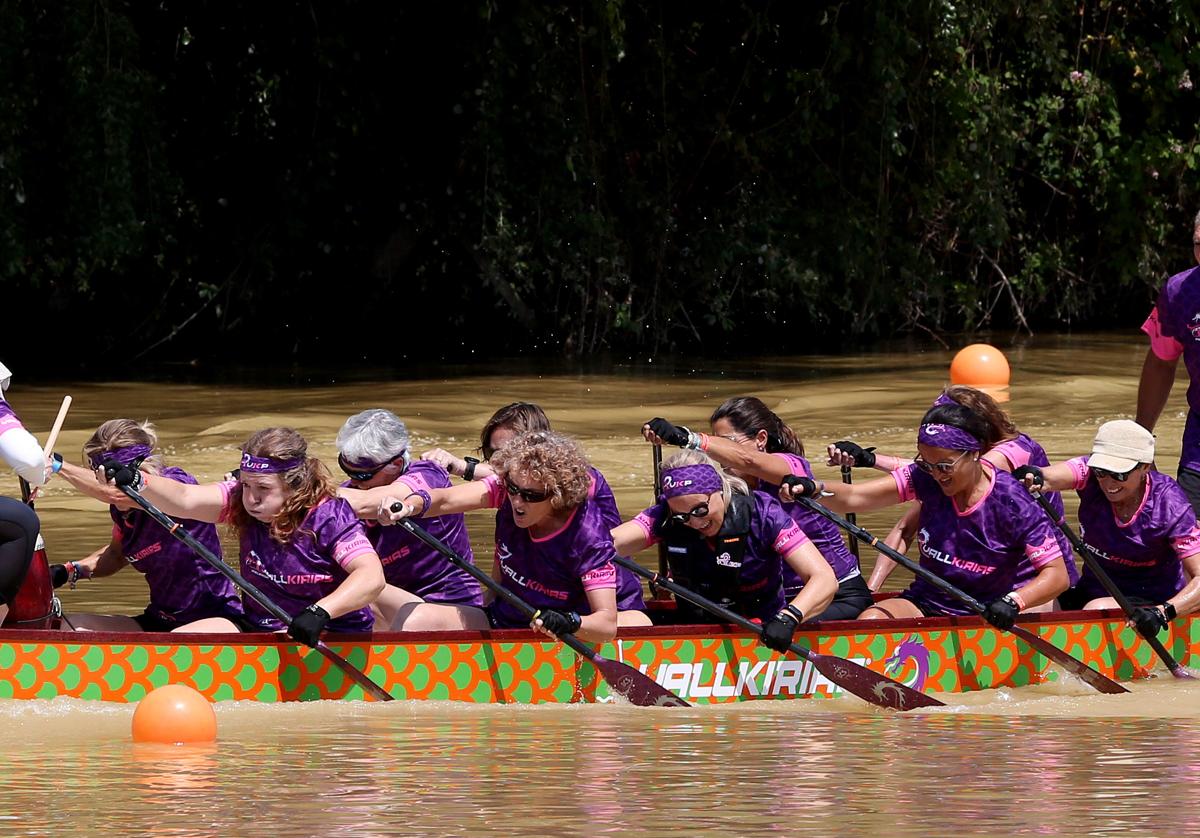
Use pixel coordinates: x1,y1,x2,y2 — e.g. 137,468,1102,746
594,656,690,707
1009,625,1129,694
807,651,944,710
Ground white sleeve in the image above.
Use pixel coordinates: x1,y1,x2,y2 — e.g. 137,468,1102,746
0,427,47,486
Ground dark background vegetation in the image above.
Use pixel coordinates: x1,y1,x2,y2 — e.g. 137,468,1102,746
2,1,1199,375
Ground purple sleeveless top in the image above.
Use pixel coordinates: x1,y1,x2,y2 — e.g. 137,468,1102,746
1066,458,1200,602
632,490,811,620
587,467,647,612
220,484,376,632
349,460,483,606
111,466,243,625
989,434,1080,586
482,475,620,628
759,453,861,592
893,462,1065,616
1145,266,1200,471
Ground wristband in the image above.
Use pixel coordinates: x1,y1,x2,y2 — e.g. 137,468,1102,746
404,489,432,515
784,604,805,624
1162,602,1177,622
462,457,479,482
50,453,63,473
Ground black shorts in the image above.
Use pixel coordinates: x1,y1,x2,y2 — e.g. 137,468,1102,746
133,610,260,633
1177,467,1200,516
1057,587,1155,612
810,574,875,622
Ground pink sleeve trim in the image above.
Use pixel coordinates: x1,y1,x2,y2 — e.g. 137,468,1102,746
1065,457,1090,491
1025,535,1063,569
632,511,659,548
482,474,505,509
1143,307,1184,361
773,520,810,556
892,465,917,502
0,415,23,433
397,473,432,494
770,452,807,476
216,479,238,524
989,439,1028,470
581,562,618,591
1172,525,1200,561
331,532,375,569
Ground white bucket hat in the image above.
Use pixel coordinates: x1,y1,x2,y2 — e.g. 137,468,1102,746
0,360,10,394
1087,420,1154,473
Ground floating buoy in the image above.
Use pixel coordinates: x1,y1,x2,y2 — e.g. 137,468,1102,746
132,684,217,744
949,343,1011,387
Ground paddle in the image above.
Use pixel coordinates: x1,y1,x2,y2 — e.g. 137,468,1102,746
650,444,672,599
841,465,860,560
391,510,690,707
789,493,1130,694
27,395,72,503
113,480,394,702
612,555,943,710
1032,492,1195,679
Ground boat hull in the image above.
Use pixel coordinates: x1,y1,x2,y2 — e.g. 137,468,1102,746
0,610,1191,704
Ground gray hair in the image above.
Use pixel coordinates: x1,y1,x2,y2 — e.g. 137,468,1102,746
336,408,411,468
660,449,749,505
1194,208,1200,228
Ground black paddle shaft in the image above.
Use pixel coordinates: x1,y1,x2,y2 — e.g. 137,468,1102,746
1033,492,1193,678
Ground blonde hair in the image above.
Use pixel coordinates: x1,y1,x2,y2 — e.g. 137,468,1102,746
228,427,338,544
83,419,164,474
490,430,591,510
660,449,749,505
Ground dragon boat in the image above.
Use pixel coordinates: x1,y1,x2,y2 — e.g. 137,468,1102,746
0,607,1193,704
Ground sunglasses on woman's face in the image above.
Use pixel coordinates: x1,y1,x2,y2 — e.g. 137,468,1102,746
504,477,551,503
1092,466,1136,482
913,450,970,475
338,453,395,482
668,493,717,524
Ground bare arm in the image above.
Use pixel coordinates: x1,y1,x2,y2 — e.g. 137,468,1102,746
135,473,227,523
611,519,652,558
58,459,135,509
575,586,618,642
345,479,494,522
870,502,921,591
780,541,837,622
781,473,902,515
1014,557,1069,609
76,541,129,578
694,435,795,485
312,552,386,620
1136,349,1178,432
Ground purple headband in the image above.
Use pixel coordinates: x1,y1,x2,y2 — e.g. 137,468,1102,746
240,450,305,474
89,444,152,470
931,392,957,408
659,464,724,499
917,423,982,452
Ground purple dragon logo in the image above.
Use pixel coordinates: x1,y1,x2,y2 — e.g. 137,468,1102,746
883,634,930,691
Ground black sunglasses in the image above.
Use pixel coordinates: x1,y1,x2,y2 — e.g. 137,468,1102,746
338,453,399,482
1092,465,1136,482
668,493,717,524
504,477,551,503
913,451,970,475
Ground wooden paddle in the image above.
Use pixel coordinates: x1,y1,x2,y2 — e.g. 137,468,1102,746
791,494,1130,694
393,512,690,707
28,395,71,502
1033,492,1195,679
115,480,394,702
612,555,943,710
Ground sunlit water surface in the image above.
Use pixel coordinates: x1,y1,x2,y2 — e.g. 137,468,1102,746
2,334,1195,836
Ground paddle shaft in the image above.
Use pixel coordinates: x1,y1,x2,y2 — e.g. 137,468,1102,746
118,483,394,701
27,395,71,503
794,495,1129,694
652,445,670,581
841,466,860,560
1033,492,1192,678
611,555,943,710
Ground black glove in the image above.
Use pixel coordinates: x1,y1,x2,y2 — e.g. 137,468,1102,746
646,418,690,447
780,474,820,498
982,596,1020,630
1130,605,1169,637
832,440,876,469
101,458,144,491
535,609,583,637
288,603,331,648
1011,465,1045,490
50,564,69,589
761,610,799,652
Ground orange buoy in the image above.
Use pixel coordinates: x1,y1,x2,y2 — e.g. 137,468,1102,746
949,343,1011,387
132,684,217,744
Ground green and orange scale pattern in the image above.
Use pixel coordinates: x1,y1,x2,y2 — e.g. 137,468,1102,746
0,614,1193,703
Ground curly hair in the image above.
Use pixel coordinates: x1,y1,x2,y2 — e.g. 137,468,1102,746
942,385,1018,448
489,429,591,511
710,396,805,457
660,449,749,505
228,427,339,544
480,402,551,459
83,419,164,474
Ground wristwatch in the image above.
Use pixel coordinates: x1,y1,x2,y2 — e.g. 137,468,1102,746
462,456,480,481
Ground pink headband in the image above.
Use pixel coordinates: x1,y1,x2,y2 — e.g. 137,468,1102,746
240,450,305,474
659,464,723,499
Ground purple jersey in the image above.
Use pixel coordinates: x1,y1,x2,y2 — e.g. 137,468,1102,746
481,475,620,628
632,490,810,621
760,453,861,592
1066,458,1200,602
220,484,376,632
111,466,243,625
893,462,1065,616
587,467,647,612
989,434,1080,586
0,401,22,436
349,460,483,606
1144,267,1200,470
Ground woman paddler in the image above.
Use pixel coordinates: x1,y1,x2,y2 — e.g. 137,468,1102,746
0,361,50,626
783,403,1070,626
611,451,837,648
385,430,629,641
423,402,650,626
334,409,487,630
827,385,1079,601
97,427,385,645
641,395,870,620
52,419,246,631
1013,420,1200,633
